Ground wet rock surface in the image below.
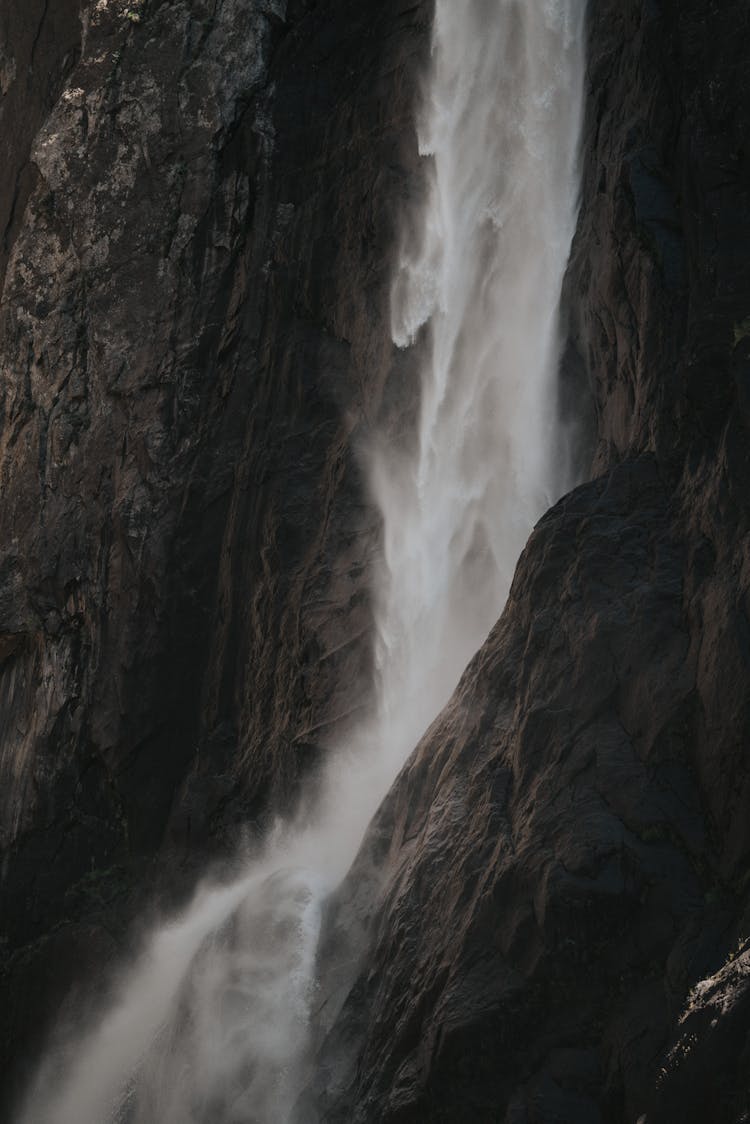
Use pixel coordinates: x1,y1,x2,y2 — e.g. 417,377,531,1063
1,0,750,1120
0,0,431,1111
306,1,750,1121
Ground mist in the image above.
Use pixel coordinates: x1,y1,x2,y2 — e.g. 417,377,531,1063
17,2,586,1120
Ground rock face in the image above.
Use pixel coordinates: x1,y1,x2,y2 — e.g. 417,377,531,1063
305,1,750,1121
2,0,750,1121
0,0,431,1112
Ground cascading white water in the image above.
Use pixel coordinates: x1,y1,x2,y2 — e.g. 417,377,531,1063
374,0,586,757
18,2,586,1121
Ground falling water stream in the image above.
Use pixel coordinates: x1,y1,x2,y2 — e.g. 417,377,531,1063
19,2,586,1121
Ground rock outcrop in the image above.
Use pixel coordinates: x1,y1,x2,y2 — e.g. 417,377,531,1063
305,1,750,1121
3,0,750,1120
0,0,431,1112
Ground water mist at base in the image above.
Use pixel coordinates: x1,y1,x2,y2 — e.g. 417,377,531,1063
18,3,586,1120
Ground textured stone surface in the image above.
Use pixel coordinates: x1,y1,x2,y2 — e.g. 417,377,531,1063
0,0,431,1112
306,1,750,1121
2,0,750,1119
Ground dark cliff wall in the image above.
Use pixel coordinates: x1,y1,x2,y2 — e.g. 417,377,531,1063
307,2,750,1122
0,0,431,1111
3,0,749,1120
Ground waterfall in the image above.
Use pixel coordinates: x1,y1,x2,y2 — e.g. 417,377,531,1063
17,2,586,1121
375,0,586,758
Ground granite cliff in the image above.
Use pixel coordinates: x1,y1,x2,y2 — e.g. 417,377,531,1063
1,0,750,1121
0,0,429,1111
304,2,750,1121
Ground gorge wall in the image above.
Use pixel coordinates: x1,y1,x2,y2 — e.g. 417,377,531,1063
1,0,749,1121
0,0,431,1112
303,2,750,1122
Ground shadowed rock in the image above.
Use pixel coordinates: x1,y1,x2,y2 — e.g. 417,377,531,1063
305,1,750,1120
0,0,431,1112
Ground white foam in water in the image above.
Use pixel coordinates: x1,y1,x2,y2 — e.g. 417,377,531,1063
18,2,586,1120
